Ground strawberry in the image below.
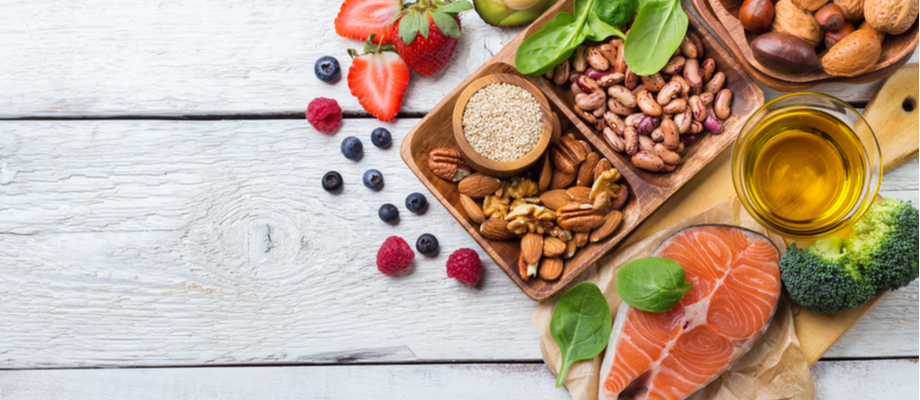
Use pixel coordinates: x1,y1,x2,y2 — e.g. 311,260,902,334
391,0,473,77
347,35,411,122
335,0,402,44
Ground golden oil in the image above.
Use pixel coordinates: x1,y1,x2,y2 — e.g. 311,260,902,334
739,109,868,236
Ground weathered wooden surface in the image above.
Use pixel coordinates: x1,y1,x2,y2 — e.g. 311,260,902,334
0,0,915,118
1,119,916,369
0,360,916,399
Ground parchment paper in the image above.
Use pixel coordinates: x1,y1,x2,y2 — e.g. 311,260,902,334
532,197,816,400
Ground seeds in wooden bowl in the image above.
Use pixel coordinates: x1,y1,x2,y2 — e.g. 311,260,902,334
462,83,544,162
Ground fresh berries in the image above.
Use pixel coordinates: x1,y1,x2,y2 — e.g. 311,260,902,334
341,136,364,160
391,0,472,77
377,236,415,275
314,56,342,83
446,248,481,286
405,192,428,213
379,203,400,223
306,97,343,134
347,36,411,122
322,171,344,192
371,127,392,148
416,233,439,256
363,169,385,190
335,0,402,44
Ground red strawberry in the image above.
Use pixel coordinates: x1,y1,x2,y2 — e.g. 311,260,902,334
347,35,411,122
335,0,402,44
391,0,473,77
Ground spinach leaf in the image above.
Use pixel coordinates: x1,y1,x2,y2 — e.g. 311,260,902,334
585,9,625,42
596,0,638,27
550,282,612,387
615,257,692,313
622,0,687,75
515,11,586,76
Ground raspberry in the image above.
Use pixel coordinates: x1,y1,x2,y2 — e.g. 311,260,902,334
446,248,481,286
376,236,415,275
306,97,343,134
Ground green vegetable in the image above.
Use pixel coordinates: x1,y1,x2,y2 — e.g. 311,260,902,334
515,0,625,76
622,0,688,75
395,0,473,46
615,257,692,313
596,0,638,27
780,198,919,314
550,282,612,387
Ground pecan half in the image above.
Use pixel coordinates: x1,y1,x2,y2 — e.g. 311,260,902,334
549,136,587,174
428,148,471,182
556,202,606,232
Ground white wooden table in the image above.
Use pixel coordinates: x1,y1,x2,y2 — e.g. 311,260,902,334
0,1,917,398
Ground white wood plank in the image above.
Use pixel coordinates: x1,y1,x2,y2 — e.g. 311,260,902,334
0,120,916,368
0,0,521,118
1,0,914,117
0,359,915,399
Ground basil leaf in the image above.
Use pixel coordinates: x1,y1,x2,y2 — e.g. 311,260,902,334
623,0,687,75
596,0,638,27
585,9,625,41
431,11,461,38
615,257,692,313
514,11,586,76
550,282,612,388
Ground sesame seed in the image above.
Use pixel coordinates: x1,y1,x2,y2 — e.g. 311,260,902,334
462,83,543,162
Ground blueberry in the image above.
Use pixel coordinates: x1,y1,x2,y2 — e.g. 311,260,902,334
341,136,363,160
363,169,384,190
322,171,343,192
371,127,392,148
378,203,399,224
314,56,341,83
416,233,439,256
405,192,428,214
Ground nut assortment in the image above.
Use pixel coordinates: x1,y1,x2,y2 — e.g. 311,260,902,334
427,132,627,283
543,33,733,173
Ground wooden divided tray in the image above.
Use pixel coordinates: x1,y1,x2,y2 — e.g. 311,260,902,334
690,0,919,90
400,0,764,301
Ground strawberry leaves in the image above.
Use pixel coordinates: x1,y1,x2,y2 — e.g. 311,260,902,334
393,0,472,45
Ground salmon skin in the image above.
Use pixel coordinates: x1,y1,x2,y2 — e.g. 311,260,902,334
599,225,781,400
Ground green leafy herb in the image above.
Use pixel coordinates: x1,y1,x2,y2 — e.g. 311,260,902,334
515,0,626,76
596,0,638,27
622,0,688,75
394,0,472,45
550,282,612,387
615,257,692,313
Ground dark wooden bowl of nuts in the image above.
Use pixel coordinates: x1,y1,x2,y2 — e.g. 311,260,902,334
400,0,764,301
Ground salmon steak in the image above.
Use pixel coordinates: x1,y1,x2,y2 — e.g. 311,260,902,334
599,225,782,400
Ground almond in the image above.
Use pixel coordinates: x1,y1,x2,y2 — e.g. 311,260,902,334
459,194,485,224
521,233,543,266
540,190,570,211
538,154,554,192
576,152,601,187
480,218,515,240
549,169,577,190
458,173,502,199
563,238,578,259
594,158,613,183
590,210,623,242
539,257,564,280
575,232,589,248
518,253,538,280
543,237,566,257
566,186,592,205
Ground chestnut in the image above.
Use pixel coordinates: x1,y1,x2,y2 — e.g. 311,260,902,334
739,0,775,32
815,4,846,32
825,22,857,48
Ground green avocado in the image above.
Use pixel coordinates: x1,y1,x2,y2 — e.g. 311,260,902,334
473,0,558,26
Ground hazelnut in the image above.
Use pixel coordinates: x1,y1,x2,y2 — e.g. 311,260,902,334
825,22,856,47
815,4,846,31
740,0,775,32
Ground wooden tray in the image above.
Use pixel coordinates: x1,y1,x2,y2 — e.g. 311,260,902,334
400,0,764,301
690,0,919,90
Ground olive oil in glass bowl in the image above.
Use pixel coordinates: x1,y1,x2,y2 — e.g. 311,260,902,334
732,93,882,239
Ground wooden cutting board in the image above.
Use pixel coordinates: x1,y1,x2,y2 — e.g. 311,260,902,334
619,64,919,366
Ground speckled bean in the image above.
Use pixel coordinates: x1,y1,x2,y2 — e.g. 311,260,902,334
703,111,723,134
604,112,626,134
624,126,639,155
636,89,662,117
576,91,605,110
704,72,725,94
572,45,588,73
674,109,692,133
679,36,698,59
604,127,625,152
607,97,634,116
544,69,554,80
615,44,628,73
663,55,686,75
598,44,617,66
661,118,680,150
641,73,667,92
655,143,681,165
597,72,625,87
632,151,665,172
701,58,716,83
683,59,702,88
607,85,637,108
638,135,656,152
688,32,705,59
671,75,690,96
625,113,644,127
689,95,707,121
586,46,609,71
662,163,677,172
715,89,733,120
553,60,570,86
571,81,583,96
663,98,687,114
676,142,685,153
699,92,714,107
624,69,639,89
593,102,607,117
680,133,699,145
651,128,664,142
689,120,704,134
657,81,682,105
574,105,597,125
576,75,600,93
636,114,661,135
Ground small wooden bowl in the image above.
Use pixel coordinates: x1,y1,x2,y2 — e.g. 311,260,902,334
452,74,554,177
691,0,918,90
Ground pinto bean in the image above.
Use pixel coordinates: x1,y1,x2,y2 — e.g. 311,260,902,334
684,58,702,87
689,120,704,134
574,105,597,125
575,75,600,93
699,92,714,107
638,135,656,153
701,58,716,83
689,95,707,121
655,143,681,165
641,73,667,92
593,102,607,118
657,81,682,105
576,90,605,110
598,44,618,66
607,97,634,116
636,89,663,117
651,128,664,142
572,45,588,72
674,109,692,134
604,112,626,134
625,113,645,127
624,69,639,89
597,72,625,87
615,44,628,73
624,126,639,155
660,118,680,150
663,55,686,74
604,127,626,152
586,47,610,71
676,142,685,153
553,60,570,86
544,69,554,80
688,32,705,59
681,133,699,145
715,89,733,120
663,98,687,114
662,163,677,172
671,75,690,96
679,36,699,59
703,112,724,134
607,85,637,108
571,81,583,96
632,151,665,172
704,72,725,94
635,114,661,135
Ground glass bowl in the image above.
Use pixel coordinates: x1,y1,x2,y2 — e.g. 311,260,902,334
731,93,882,239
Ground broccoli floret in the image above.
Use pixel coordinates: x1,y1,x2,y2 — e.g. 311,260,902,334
848,198,919,292
780,240,877,314
779,199,920,314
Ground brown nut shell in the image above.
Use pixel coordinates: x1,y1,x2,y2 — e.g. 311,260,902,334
590,210,623,242
825,22,856,47
428,147,472,182
740,0,776,32
833,0,863,21
815,4,846,31
481,218,516,240
751,32,822,74
821,29,882,77
458,173,502,199
459,194,485,224
772,0,824,46
793,0,829,11
864,0,918,34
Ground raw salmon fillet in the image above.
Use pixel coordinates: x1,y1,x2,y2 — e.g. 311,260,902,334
599,225,781,400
